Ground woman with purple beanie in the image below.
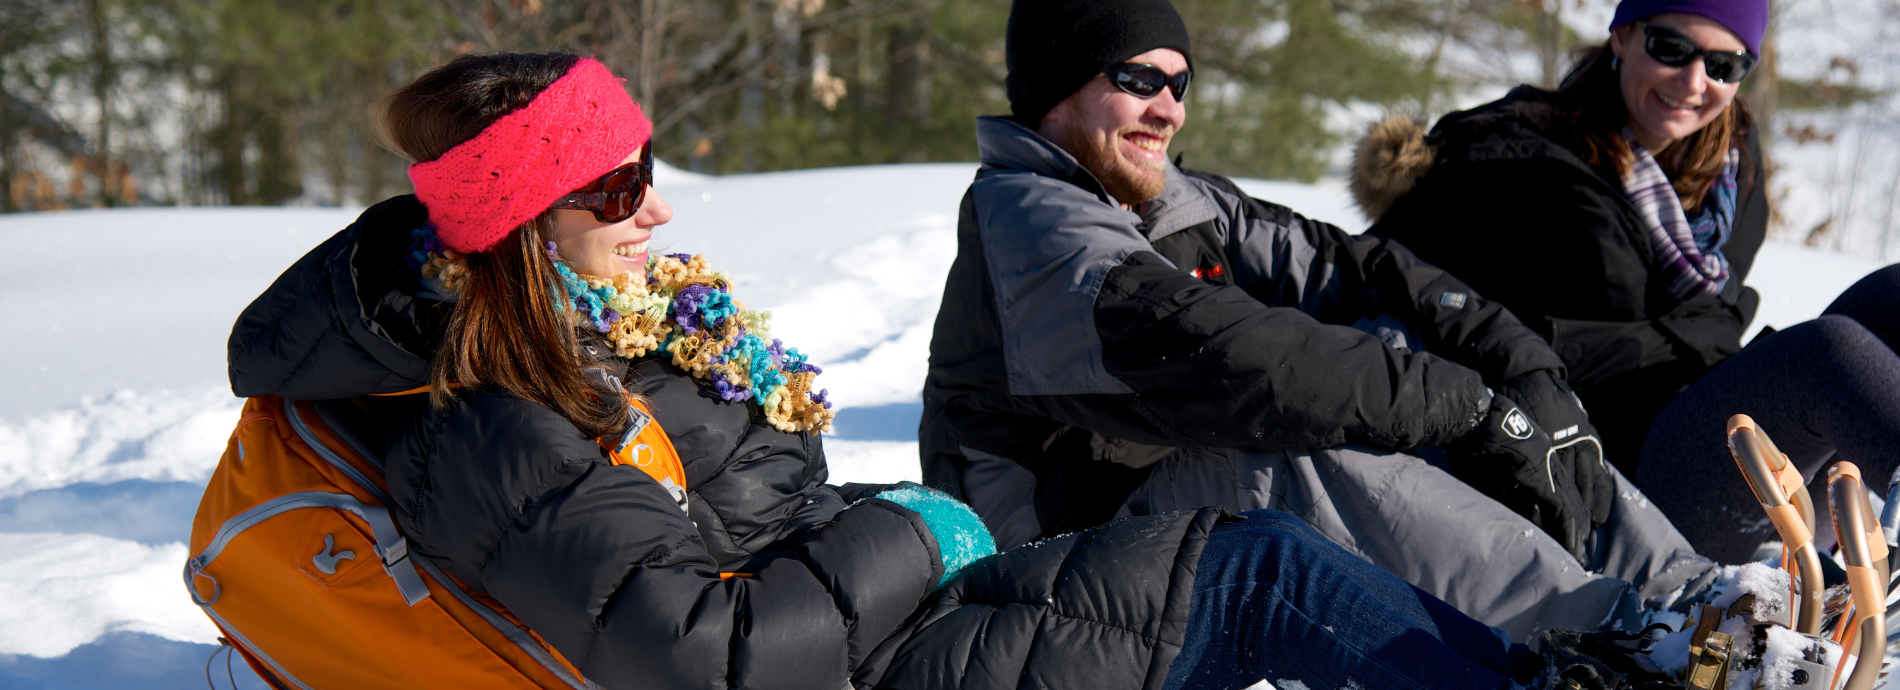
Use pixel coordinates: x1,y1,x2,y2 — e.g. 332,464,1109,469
1362,0,1900,563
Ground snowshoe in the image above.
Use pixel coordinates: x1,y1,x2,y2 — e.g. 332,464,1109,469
1628,415,1895,690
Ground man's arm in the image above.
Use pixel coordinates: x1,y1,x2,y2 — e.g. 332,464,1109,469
1083,251,1488,450
1190,170,1566,388
969,170,1489,452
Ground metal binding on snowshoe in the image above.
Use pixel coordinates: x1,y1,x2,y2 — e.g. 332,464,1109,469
1877,467,1900,660
1728,414,1826,634
1825,462,1887,690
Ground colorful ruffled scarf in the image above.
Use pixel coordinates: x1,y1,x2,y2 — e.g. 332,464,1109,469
406,226,834,433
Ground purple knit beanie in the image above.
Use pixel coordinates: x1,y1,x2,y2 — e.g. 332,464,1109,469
1611,0,1768,55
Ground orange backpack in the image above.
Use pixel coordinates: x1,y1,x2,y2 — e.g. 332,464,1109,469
184,393,686,689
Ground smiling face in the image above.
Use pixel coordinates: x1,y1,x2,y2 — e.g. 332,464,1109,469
1612,13,1744,153
544,147,674,278
1037,47,1188,208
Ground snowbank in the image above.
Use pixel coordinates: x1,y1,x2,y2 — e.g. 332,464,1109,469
0,534,212,656
0,387,238,499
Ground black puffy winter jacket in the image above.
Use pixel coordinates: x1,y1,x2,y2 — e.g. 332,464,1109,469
1366,86,1769,470
227,195,1227,689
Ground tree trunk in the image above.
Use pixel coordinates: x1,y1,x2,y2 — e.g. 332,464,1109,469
1742,0,1779,236
855,0,872,100
1538,0,1563,89
0,65,14,213
779,0,799,117
211,72,248,205
256,95,303,205
1744,1,1778,150
883,13,930,162
740,0,764,171
87,0,113,206
1,131,14,214
639,0,669,110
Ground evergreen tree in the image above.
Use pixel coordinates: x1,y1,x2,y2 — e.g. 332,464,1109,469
1,0,1661,210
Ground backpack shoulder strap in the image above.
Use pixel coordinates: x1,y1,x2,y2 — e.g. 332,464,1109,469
602,400,689,512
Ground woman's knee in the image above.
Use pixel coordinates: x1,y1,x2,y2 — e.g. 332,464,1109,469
1824,264,1900,316
1774,316,1890,380
1734,316,1883,379
1807,314,1880,344
1823,264,1900,348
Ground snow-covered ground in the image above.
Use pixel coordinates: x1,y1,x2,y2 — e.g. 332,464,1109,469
0,161,1887,687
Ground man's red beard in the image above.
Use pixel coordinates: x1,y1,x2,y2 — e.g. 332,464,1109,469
1064,120,1171,207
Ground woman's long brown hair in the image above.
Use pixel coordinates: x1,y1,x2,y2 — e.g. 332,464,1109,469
1552,41,1752,213
378,52,630,438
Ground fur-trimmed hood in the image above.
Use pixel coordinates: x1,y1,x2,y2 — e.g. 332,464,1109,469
1349,87,1587,224
1349,115,1436,223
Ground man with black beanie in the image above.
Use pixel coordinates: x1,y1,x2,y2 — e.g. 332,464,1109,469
920,0,1720,641
1004,0,1193,130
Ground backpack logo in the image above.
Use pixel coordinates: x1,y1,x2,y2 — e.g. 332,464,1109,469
313,534,356,575
1501,409,1535,440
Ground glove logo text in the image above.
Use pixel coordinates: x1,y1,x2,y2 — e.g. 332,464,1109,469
1501,409,1534,440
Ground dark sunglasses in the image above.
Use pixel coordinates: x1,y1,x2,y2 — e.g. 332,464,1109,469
1105,62,1192,102
551,141,652,223
1636,21,1755,84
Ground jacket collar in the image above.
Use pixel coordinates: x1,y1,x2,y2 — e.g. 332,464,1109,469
976,116,1104,195
1136,166,1219,242
974,115,1217,241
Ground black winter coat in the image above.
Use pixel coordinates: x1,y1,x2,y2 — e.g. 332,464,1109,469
227,195,1226,689
1368,87,1769,470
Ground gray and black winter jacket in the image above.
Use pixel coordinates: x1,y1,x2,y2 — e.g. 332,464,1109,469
922,116,1565,547
229,195,1228,690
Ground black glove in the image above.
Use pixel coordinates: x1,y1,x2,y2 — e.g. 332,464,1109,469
1502,370,1612,525
1449,370,1610,561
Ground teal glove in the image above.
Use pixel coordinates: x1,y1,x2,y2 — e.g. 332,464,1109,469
872,484,996,586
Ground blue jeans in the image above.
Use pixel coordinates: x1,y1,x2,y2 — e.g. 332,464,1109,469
1165,510,1541,690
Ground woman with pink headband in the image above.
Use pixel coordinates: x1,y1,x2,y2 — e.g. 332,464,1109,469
223,52,1664,689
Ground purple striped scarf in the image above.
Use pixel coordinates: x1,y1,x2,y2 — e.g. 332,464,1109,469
1622,130,1739,300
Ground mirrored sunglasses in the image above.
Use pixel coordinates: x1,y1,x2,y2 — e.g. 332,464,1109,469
551,141,652,223
1637,21,1755,84
1105,63,1193,102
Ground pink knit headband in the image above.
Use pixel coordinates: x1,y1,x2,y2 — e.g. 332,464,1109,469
408,58,653,254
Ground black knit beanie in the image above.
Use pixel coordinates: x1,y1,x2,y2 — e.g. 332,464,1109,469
1006,0,1193,128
